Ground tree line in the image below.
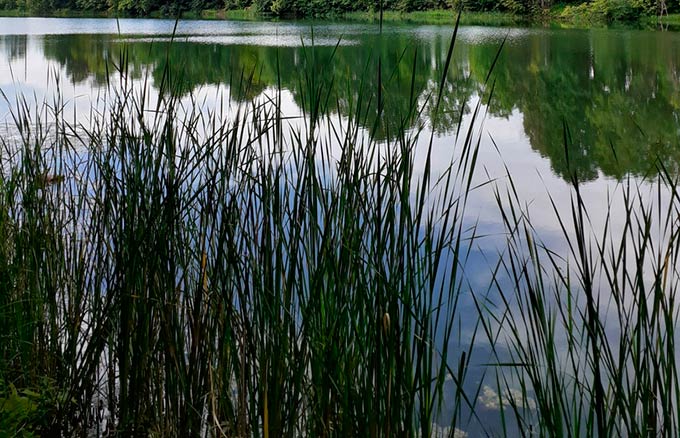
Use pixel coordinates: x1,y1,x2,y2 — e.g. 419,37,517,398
0,0,675,22
2,27,675,180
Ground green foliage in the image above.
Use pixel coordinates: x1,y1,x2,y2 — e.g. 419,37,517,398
0,384,38,438
251,0,271,12
0,24,480,434
397,0,444,13
223,0,249,10
560,0,647,22
0,379,70,436
498,0,540,15
445,0,496,12
0,0,664,23
74,0,107,11
0,0,18,9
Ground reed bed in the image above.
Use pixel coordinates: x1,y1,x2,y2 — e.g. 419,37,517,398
0,22,491,436
483,157,680,436
1,18,680,438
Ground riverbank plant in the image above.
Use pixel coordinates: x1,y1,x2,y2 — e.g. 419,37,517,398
0,18,493,436
0,0,677,26
480,139,680,435
2,11,680,438
341,9,522,26
557,0,650,24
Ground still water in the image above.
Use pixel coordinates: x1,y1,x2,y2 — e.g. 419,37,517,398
2,18,679,221
1,16,679,436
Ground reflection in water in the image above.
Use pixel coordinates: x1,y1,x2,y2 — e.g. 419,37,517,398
1,34,27,61
2,26,677,181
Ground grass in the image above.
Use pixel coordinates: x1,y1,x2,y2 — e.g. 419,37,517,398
217,8,260,20
660,13,680,24
640,13,680,29
1,11,680,438
0,16,494,436
478,149,680,435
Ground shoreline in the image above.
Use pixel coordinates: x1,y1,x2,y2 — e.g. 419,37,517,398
0,8,677,29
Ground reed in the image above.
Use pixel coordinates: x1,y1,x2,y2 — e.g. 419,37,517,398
0,17,488,436
2,15,679,438
482,138,680,436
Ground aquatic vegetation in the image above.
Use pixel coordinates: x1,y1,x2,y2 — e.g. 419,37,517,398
0,19,491,436
1,17,680,438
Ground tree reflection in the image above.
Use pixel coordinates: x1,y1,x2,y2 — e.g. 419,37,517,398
34,29,680,181
0,35,27,62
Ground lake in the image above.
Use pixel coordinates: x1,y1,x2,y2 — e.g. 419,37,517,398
3,18,679,230
1,16,679,437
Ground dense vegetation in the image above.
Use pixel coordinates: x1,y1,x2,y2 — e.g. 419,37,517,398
0,0,676,25
2,18,680,436
0,22,477,435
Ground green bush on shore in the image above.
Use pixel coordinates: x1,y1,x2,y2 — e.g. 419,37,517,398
558,0,651,23
0,0,676,28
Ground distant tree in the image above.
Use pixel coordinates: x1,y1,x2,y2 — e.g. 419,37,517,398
251,0,272,12
397,0,432,12
224,0,250,9
25,0,51,12
499,0,541,15
75,0,108,11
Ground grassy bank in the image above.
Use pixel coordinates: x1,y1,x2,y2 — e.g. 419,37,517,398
662,12,680,24
641,12,680,27
0,7,260,19
152,7,260,20
0,8,111,17
0,7,669,28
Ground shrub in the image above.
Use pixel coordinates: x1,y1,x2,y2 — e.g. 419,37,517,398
560,0,645,23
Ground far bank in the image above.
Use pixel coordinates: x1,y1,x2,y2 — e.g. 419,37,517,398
0,7,676,29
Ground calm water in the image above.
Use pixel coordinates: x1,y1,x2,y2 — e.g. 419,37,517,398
2,19,679,219
1,17,680,436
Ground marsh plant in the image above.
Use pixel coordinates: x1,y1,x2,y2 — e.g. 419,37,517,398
482,150,680,436
1,16,680,438
0,20,494,436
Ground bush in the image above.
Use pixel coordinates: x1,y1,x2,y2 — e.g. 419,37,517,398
560,0,645,22
446,0,498,12
0,380,69,436
251,0,272,12
499,0,540,15
223,0,251,9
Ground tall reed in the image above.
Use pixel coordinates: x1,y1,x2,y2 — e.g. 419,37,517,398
483,140,680,436
0,17,485,436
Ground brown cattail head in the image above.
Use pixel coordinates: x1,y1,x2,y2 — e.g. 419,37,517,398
382,312,390,336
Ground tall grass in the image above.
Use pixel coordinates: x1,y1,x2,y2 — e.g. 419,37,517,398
482,144,680,436
0,19,490,436
3,16,680,438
